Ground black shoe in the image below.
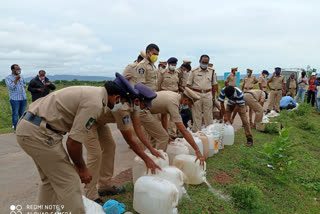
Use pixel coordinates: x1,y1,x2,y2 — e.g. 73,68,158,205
98,186,126,196
94,198,104,205
246,138,253,147
266,110,271,115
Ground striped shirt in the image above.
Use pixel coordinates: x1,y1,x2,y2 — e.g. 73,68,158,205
218,87,245,106
5,74,27,100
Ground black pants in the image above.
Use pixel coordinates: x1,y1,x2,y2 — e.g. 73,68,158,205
307,90,315,107
180,108,192,128
280,103,296,110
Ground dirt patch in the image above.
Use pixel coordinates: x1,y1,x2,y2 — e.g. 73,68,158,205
112,168,132,186
212,171,236,184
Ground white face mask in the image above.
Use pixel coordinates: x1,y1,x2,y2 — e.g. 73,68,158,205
200,63,208,70
111,102,123,112
169,65,176,70
134,104,143,111
183,71,188,75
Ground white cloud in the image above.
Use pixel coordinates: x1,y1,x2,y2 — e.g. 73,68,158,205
0,0,319,80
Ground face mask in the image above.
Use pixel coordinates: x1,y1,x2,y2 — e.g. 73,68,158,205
150,55,158,63
247,72,250,76
169,65,176,70
134,104,143,111
111,102,123,112
264,74,267,78
183,71,188,75
276,71,280,75
200,63,208,70
15,70,21,75
180,104,189,110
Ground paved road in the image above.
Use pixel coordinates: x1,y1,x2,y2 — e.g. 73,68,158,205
0,124,136,213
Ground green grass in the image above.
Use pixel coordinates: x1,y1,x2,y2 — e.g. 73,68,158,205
102,104,320,213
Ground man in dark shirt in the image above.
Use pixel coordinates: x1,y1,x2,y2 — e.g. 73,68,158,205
28,70,56,102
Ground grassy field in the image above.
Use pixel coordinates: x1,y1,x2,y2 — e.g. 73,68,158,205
103,104,320,213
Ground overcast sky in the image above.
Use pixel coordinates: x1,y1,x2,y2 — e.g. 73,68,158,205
0,0,319,80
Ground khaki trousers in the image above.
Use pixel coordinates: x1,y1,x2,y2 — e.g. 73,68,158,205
244,94,263,124
139,110,169,151
83,124,115,200
226,105,253,140
267,90,282,112
191,92,213,132
16,119,85,214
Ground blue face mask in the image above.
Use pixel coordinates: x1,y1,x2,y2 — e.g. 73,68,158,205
247,72,250,76
180,104,189,110
276,71,280,75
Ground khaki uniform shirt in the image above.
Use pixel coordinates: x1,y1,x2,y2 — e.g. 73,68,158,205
136,58,157,91
258,75,268,91
96,103,138,131
122,61,139,87
289,78,297,89
270,75,286,90
26,86,107,143
149,91,182,123
177,67,190,88
157,69,179,92
243,75,258,89
187,66,215,90
244,89,265,101
226,73,237,86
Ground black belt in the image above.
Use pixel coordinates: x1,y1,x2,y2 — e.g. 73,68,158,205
22,112,63,134
288,88,296,89
271,89,282,91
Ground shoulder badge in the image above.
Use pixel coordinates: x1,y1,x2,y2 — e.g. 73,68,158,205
138,68,145,74
122,115,130,124
85,117,96,130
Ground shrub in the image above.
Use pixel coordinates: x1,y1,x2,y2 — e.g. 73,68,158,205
294,103,311,116
230,183,262,210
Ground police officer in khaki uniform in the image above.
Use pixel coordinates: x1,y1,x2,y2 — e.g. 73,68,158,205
242,69,258,92
219,86,254,146
243,89,265,127
267,67,286,113
15,77,133,213
286,73,298,98
135,43,172,149
178,63,192,92
135,84,205,164
225,67,238,86
83,75,162,203
122,54,144,86
208,63,221,120
136,44,159,91
187,55,215,132
258,70,269,99
157,57,179,92
158,61,167,70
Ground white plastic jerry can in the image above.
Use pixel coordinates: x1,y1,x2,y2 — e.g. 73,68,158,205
133,176,179,214
173,154,206,185
179,136,204,157
132,150,169,184
222,124,234,146
166,141,190,165
152,166,186,200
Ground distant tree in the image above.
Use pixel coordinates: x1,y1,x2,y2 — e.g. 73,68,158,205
54,80,60,84
306,65,317,77
0,79,6,86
